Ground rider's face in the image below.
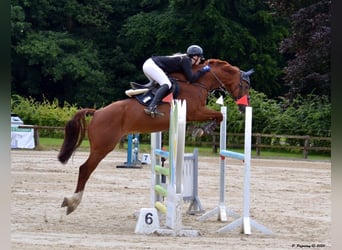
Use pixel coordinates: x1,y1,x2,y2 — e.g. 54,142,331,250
191,56,201,65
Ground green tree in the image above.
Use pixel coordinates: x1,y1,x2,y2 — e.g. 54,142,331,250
11,0,114,107
13,31,107,107
12,0,329,109
268,0,331,99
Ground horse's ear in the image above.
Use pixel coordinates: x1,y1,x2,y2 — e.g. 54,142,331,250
241,69,254,85
245,69,255,76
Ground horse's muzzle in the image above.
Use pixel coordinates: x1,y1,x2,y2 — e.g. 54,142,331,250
238,104,247,113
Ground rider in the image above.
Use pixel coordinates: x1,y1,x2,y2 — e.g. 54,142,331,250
142,45,211,118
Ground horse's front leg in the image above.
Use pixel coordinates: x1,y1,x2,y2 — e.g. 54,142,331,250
190,120,220,137
187,108,223,137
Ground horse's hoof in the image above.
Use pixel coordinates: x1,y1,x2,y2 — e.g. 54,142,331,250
61,197,75,215
61,197,68,208
203,126,214,135
192,128,204,137
61,192,83,215
66,206,75,215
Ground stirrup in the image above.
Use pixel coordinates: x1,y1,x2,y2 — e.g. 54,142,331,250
144,107,164,118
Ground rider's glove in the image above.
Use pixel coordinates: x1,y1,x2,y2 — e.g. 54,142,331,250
202,65,211,72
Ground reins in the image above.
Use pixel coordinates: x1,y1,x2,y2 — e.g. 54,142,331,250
173,60,249,101
189,60,228,95
209,70,229,94
207,60,246,101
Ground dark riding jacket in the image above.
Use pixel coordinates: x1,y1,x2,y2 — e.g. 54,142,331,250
152,55,207,83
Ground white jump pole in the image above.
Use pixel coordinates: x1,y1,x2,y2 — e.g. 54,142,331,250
154,100,199,236
217,106,272,234
137,100,200,236
150,131,162,207
197,106,239,222
165,99,186,230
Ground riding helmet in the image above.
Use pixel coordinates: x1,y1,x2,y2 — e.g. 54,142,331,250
186,45,204,59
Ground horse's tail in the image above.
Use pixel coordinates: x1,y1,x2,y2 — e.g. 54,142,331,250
58,108,96,164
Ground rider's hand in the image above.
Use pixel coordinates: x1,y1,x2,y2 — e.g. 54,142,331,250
202,65,210,72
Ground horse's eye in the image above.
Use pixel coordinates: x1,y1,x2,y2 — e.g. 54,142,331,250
242,82,249,89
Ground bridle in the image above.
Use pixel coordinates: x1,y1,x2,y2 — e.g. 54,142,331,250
208,64,251,101
180,60,251,102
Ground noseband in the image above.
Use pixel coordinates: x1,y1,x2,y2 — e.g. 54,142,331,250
209,67,250,101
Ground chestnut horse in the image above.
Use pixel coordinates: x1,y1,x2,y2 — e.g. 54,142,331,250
58,59,253,215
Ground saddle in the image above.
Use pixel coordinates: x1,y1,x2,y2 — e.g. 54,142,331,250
125,78,179,107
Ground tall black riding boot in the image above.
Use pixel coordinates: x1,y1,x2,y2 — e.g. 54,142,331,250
144,84,170,118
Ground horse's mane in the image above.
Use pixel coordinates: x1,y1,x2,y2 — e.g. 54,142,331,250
202,59,240,73
171,58,240,85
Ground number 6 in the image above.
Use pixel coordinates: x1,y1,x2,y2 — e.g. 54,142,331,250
145,212,153,225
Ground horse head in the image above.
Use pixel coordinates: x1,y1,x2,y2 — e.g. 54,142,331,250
203,59,253,112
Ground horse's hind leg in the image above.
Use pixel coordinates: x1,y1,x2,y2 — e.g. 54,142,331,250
61,191,84,215
61,150,111,215
61,107,124,215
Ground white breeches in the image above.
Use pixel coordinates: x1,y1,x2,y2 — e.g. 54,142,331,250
143,58,172,89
